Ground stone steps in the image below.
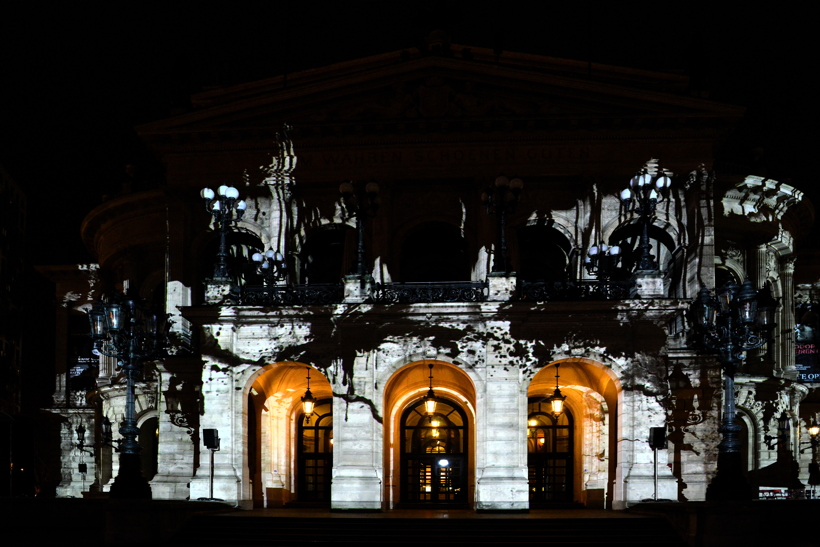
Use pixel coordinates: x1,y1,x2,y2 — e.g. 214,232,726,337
173,515,686,546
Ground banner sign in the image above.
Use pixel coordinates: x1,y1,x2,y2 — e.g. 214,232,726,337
795,304,820,382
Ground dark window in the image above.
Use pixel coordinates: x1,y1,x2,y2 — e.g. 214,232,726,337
401,222,470,282
201,230,263,286
610,222,676,279
301,225,353,284
518,225,572,282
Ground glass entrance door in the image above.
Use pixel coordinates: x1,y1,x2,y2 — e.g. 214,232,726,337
401,398,467,503
297,400,332,502
528,401,573,503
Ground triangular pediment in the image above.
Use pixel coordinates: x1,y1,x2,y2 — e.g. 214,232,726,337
137,44,744,139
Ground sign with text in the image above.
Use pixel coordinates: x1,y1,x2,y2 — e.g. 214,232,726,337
795,304,820,382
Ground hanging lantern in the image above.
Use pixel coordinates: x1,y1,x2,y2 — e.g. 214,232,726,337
302,368,316,422
549,363,567,416
424,363,438,416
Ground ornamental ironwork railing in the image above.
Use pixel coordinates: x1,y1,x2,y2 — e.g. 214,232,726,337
372,281,488,304
236,284,344,306
519,280,633,302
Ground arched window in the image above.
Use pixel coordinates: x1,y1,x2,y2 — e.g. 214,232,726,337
715,265,740,289
400,397,467,504
517,225,572,282
737,409,757,474
400,222,470,282
300,225,353,284
201,230,264,286
610,222,676,280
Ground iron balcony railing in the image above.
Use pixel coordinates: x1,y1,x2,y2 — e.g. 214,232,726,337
371,281,489,304
236,283,344,306
519,280,633,302
224,279,631,306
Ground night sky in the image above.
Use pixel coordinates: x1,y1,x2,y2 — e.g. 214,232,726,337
1,4,815,265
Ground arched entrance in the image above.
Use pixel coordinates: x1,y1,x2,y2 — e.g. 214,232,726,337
383,360,476,509
528,359,619,508
246,362,333,507
527,400,573,503
297,399,333,502
400,397,468,504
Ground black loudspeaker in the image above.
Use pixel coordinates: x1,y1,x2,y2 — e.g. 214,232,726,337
203,428,220,449
648,427,666,449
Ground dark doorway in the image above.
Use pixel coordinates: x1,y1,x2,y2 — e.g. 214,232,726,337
528,400,573,504
301,225,353,284
400,222,470,282
297,400,333,502
517,225,572,282
400,398,468,505
201,230,264,286
138,417,158,481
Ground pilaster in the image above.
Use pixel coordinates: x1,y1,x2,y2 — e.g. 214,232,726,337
616,389,678,507
189,364,242,504
474,355,528,511
150,358,200,500
343,275,373,303
331,353,382,510
487,273,516,302
51,408,97,498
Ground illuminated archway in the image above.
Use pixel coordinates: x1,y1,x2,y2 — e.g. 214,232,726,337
246,362,333,507
383,360,476,508
528,359,619,508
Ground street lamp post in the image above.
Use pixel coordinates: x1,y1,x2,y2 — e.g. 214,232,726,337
339,180,380,277
482,176,523,274
800,420,820,495
619,169,671,271
689,277,777,500
88,292,170,499
201,185,247,280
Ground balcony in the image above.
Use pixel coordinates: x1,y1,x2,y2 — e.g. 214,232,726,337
371,281,488,304
220,279,632,306
518,280,633,302
236,284,344,306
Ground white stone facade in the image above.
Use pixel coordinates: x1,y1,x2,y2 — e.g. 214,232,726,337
46,45,820,510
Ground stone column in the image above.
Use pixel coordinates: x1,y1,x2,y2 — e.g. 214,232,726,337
474,351,528,511
331,353,383,510
749,246,770,363
263,398,291,507
780,257,796,377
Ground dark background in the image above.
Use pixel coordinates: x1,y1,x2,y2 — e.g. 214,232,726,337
1,3,816,265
